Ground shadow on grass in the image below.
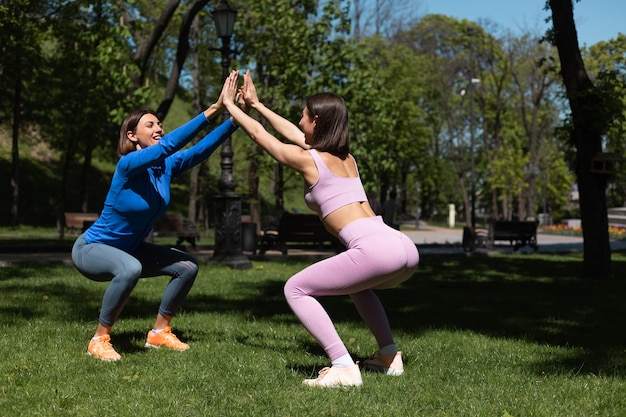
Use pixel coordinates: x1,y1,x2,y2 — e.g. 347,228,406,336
2,253,626,376
179,252,626,377
393,253,626,377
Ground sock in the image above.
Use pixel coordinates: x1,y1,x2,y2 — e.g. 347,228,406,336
378,344,398,356
151,328,165,334
331,353,355,369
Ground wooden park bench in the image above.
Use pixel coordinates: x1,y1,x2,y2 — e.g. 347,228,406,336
488,220,538,251
64,212,100,233
257,212,342,255
152,212,200,248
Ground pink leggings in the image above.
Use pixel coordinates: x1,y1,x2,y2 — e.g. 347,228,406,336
284,216,419,360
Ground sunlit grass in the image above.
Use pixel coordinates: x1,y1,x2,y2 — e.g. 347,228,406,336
1,252,626,416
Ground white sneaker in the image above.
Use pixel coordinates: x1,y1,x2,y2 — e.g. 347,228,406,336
363,351,404,376
303,363,363,388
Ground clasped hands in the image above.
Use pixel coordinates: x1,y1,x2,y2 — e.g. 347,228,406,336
223,69,258,112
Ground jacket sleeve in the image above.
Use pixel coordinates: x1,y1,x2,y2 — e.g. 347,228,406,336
168,119,239,176
117,113,211,177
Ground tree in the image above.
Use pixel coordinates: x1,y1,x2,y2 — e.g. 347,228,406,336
472,25,515,223
34,0,152,236
508,31,562,220
584,34,626,207
398,15,485,225
347,36,430,215
235,0,354,226
548,0,611,279
0,0,48,226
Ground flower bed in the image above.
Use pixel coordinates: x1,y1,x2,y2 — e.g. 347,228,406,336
540,224,626,240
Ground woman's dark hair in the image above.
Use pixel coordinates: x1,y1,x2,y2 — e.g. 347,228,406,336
306,92,349,158
118,109,159,156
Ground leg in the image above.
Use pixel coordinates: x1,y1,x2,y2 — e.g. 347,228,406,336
290,218,418,387
350,290,394,348
132,242,199,321
72,234,143,329
72,235,143,361
348,230,418,376
284,231,416,361
132,242,198,351
352,232,419,345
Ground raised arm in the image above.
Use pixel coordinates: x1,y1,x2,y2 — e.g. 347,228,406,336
241,70,309,149
202,78,227,121
222,71,312,176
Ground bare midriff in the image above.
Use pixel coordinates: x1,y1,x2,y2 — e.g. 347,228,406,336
321,201,376,237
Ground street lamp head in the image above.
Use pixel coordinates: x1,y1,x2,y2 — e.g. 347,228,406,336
212,0,237,39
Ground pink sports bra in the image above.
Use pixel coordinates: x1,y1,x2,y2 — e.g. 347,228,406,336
304,149,368,218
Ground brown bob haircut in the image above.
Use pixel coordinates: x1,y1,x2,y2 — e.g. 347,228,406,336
306,93,350,159
117,109,159,157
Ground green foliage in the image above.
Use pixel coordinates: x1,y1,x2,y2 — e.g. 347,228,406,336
234,0,356,213
0,0,48,122
35,0,151,152
3,0,625,228
538,140,575,216
0,151,113,226
341,37,402,189
584,34,626,145
584,34,626,206
490,133,529,204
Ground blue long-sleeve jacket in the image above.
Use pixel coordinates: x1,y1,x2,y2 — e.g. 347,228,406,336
84,113,237,253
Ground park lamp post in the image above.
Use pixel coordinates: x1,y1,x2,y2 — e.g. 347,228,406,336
466,26,479,232
461,76,481,252
461,28,481,251
469,76,480,231
210,0,251,269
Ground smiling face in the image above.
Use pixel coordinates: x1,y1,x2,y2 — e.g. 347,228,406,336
298,106,317,145
127,113,164,150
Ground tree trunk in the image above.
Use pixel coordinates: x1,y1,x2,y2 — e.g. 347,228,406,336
156,0,210,119
490,189,499,221
187,15,202,224
549,0,611,279
274,163,284,213
58,151,71,241
399,167,409,216
80,144,94,212
10,40,22,227
248,146,261,233
127,0,182,89
123,0,209,119
502,193,509,221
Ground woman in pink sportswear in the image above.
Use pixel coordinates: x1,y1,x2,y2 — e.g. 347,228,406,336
223,70,419,388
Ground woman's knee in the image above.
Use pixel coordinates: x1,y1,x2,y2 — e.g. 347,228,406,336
113,258,143,285
176,259,199,279
284,277,306,301
283,279,295,300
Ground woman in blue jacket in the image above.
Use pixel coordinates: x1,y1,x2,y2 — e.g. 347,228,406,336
72,72,242,362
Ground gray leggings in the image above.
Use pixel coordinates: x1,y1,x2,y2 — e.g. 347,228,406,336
72,234,198,327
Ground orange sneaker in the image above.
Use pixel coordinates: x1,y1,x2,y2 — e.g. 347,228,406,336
145,327,189,351
303,364,362,388
88,335,121,362
363,351,404,375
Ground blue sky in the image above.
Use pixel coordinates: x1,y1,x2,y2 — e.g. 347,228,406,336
418,0,624,46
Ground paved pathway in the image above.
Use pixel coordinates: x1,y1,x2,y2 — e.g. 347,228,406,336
402,224,626,255
1,225,625,266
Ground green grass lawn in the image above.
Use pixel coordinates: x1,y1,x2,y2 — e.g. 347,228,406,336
1,252,626,416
